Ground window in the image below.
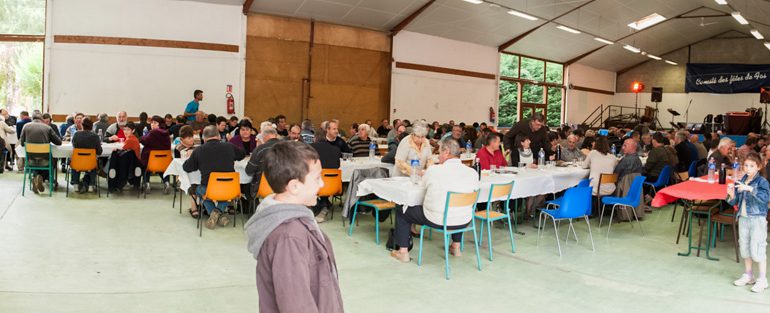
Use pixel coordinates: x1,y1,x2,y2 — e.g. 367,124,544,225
497,53,564,128
0,0,46,115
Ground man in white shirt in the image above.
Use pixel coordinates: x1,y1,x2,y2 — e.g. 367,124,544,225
391,138,480,263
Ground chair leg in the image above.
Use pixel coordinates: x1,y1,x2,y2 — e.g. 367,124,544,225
598,203,606,228
585,216,595,252
418,226,426,266
443,234,450,280
607,204,616,239
233,199,239,228
472,227,482,271
553,218,562,257
347,203,359,236
568,220,579,244
486,220,493,261
198,199,203,237
22,168,27,196
629,204,643,236
65,169,70,197
671,201,678,222
478,219,485,246
374,209,380,245
537,211,543,245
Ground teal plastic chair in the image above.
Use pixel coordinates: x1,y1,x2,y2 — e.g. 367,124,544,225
348,199,396,245
474,181,515,261
22,143,54,197
417,189,482,280
537,185,594,256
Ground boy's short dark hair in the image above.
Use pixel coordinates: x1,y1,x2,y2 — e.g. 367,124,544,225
82,118,93,130
179,125,194,138
176,115,186,124
216,116,228,125
263,141,320,193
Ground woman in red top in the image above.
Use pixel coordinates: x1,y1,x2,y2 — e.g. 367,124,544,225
476,133,507,170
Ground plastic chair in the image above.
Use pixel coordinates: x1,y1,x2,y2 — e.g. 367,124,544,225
710,210,739,263
348,199,396,244
417,190,482,280
595,173,618,215
687,160,699,179
538,186,594,256
545,178,591,209
317,169,342,220
474,181,515,261
140,150,173,198
22,143,54,197
600,175,646,238
257,173,273,198
197,172,242,237
65,148,100,197
644,165,671,197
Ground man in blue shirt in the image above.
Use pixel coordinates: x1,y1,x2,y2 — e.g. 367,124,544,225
184,90,203,122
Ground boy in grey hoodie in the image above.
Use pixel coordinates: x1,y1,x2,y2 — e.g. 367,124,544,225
245,141,344,313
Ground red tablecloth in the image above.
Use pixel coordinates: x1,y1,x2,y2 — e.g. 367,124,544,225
651,179,730,207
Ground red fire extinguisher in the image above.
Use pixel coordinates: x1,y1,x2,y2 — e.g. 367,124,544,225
489,107,496,123
226,93,235,115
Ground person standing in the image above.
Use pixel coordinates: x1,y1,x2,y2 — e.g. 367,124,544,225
503,112,551,165
184,90,203,123
246,141,343,313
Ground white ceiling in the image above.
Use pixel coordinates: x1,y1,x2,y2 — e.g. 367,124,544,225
228,0,770,72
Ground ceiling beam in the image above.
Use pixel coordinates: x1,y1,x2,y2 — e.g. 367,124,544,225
562,6,708,67
242,0,254,14
498,0,596,52
390,0,436,36
615,29,739,75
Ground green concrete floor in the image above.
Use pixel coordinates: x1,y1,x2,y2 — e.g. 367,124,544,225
1,172,769,313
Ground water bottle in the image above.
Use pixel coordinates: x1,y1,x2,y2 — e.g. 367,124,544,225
718,164,726,185
465,141,472,158
410,158,420,184
538,148,545,167
556,144,561,161
707,157,716,183
610,144,617,157
143,128,149,136
732,159,740,182
474,158,481,179
369,142,376,159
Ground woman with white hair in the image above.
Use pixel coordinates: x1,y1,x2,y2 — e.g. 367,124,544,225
394,121,433,177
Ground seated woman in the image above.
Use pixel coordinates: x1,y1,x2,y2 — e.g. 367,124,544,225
509,135,537,168
394,122,433,177
475,132,507,170
140,115,171,194
583,136,618,196
580,136,595,157
229,120,257,154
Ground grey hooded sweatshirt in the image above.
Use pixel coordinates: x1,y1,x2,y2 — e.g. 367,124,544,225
245,196,344,313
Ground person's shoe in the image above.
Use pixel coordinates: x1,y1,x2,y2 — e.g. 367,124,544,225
734,273,756,286
77,183,86,194
315,209,329,223
390,250,411,263
217,213,231,227
35,175,45,193
449,245,462,257
32,175,42,194
144,183,151,194
751,278,768,292
163,182,170,195
206,210,221,230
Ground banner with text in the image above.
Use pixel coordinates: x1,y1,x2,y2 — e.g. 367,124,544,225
685,63,770,93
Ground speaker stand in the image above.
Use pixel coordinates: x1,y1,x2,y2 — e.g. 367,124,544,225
652,101,664,130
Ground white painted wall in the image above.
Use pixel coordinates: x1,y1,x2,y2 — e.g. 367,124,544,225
46,0,245,118
614,92,763,127
564,63,616,126
390,31,498,125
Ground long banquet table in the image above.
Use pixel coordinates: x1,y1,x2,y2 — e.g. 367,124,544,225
15,142,125,159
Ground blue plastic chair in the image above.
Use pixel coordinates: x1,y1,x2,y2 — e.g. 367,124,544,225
538,185,594,256
643,165,671,196
544,178,591,209
348,199,396,245
22,143,54,197
600,175,646,238
687,160,699,179
474,181,515,261
418,189,482,280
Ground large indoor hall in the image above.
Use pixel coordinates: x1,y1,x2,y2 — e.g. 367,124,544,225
2,0,770,312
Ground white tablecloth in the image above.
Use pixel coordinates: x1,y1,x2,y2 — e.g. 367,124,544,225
15,142,124,159
164,158,252,193
356,166,589,207
340,157,394,182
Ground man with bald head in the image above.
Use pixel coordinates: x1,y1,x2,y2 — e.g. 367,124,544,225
689,134,707,160
105,111,128,142
614,137,643,182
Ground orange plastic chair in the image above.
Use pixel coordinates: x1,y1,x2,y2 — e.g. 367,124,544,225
257,173,274,199
66,148,99,197
141,150,173,198
317,169,342,220
197,172,242,237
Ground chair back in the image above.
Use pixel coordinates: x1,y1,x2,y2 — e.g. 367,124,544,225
599,173,618,184
688,160,699,178
677,171,689,182
317,168,342,197
655,165,672,187
487,181,514,203
257,173,274,198
577,178,591,188
558,186,593,218
443,190,480,227
24,143,52,169
70,148,98,172
147,150,173,173
625,176,647,207
204,172,241,202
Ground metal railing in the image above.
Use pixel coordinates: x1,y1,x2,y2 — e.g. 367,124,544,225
581,104,647,129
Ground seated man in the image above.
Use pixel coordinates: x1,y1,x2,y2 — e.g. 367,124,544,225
183,125,246,229
560,134,583,162
475,132,506,170
614,137,643,182
105,111,128,143
347,124,375,157
391,138,479,262
245,126,280,212
690,134,708,160
71,118,103,193
643,132,672,183
310,129,344,223
245,141,342,313
674,131,697,173
63,113,85,141
19,113,63,193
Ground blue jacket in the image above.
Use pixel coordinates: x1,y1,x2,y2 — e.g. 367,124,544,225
726,173,770,217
